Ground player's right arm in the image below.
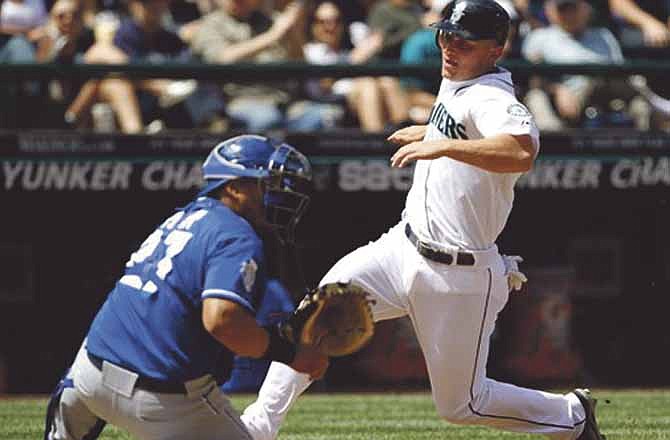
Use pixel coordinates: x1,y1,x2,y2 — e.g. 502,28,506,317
201,231,328,379
202,298,328,380
390,133,536,172
202,298,269,357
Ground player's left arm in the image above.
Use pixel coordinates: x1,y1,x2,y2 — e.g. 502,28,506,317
390,133,537,173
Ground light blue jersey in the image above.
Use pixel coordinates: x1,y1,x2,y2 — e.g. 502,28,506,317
86,197,266,383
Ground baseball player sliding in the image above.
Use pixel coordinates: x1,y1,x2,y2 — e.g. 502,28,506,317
43,135,330,440
243,1,606,439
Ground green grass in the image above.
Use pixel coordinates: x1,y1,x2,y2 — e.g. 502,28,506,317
2,390,670,439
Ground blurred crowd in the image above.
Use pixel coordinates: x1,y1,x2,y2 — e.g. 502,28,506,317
2,0,670,133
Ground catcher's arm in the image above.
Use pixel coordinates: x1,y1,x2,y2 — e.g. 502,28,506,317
203,298,269,357
202,298,328,379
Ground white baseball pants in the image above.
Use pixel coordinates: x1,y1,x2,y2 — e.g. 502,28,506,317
243,221,587,440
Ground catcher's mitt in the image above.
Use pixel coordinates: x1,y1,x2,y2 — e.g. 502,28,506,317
280,282,375,357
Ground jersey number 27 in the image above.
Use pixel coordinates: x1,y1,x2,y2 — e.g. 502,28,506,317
119,209,208,294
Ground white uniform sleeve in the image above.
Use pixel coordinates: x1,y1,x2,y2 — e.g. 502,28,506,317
469,88,540,149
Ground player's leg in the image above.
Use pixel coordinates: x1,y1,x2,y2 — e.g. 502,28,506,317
408,255,586,439
72,345,252,440
125,382,253,440
320,221,410,321
242,222,410,440
44,373,106,440
45,343,107,440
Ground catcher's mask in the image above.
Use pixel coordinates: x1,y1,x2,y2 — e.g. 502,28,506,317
431,0,510,49
199,134,312,243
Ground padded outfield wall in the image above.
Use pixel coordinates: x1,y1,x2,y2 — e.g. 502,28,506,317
1,129,670,393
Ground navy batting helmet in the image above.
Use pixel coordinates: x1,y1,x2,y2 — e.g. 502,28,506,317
431,0,510,46
199,134,312,241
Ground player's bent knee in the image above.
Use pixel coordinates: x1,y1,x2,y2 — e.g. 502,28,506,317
436,401,477,426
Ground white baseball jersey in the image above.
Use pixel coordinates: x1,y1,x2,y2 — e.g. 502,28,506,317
404,67,539,251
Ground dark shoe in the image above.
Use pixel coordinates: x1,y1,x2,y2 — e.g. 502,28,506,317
573,388,606,440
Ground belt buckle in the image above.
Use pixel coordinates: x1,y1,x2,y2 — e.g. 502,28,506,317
457,252,476,266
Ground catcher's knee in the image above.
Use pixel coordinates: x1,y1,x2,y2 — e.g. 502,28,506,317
45,374,106,440
44,372,72,440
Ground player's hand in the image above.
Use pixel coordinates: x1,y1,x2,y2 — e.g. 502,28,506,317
387,125,427,146
502,255,528,292
289,345,329,381
641,20,670,48
270,1,304,40
390,140,445,168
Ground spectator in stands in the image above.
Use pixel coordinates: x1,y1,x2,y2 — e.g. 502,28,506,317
522,0,639,129
367,0,423,61
166,0,205,43
0,0,47,62
511,0,544,28
327,0,377,26
513,0,614,29
37,0,94,63
183,0,217,15
609,0,670,51
396,0,444,123
36,0,96,128
190,0,327,131
169,0,203,26
303,1,410,132
0,0,48,125
65,0,210,133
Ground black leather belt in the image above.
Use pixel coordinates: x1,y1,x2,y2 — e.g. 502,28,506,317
405,224,475,266
87,352,188,394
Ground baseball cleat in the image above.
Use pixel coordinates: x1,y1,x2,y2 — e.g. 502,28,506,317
573,388,607,440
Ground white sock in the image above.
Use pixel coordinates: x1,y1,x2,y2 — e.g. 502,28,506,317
241,362,313,440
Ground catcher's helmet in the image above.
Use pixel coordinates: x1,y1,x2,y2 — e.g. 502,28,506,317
199,134,312,242
431,0,510,46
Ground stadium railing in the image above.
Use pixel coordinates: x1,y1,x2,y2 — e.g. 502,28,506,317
0,59,670,80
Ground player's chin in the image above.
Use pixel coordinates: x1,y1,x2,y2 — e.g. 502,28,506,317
441,65,456,79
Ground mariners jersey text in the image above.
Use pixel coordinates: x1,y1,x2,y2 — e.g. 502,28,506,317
428,102,468,140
